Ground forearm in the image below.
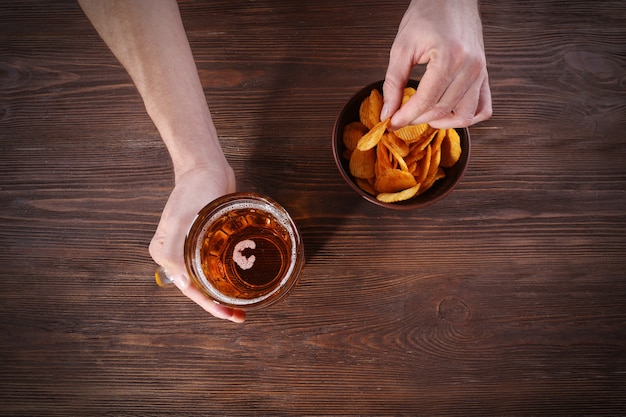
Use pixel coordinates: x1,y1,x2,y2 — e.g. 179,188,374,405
78,0,226,178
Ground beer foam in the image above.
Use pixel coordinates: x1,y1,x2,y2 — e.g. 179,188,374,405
233,239,256,270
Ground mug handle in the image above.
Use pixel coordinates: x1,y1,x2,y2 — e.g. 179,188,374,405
154,266,175,287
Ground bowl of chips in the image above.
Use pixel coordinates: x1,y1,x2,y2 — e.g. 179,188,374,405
332,80,470,210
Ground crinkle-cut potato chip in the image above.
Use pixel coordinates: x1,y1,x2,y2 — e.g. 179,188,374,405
405,143,427,166
418,167,446,196
375,168,417,193
410,129,438,153
342,121,368,151
401,87,417,105
349,148,376,179
356,118,389,151
441,128,462,168
382,139,409,172
417,142,443,195
382,132,409,157
414,144,431,184
375,143,393,178
376,142,394,169
377,184,421,203
394,122,431,143
429,128,446,159
426,141,442,181
355,177,377,196
359,89,384,129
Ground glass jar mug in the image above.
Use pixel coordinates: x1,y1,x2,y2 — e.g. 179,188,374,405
155,193,304,310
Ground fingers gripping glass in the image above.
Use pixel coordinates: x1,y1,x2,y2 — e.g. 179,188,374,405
154,193,304,311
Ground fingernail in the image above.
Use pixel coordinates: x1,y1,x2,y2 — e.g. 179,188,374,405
380,103,389,121
172,273,190,290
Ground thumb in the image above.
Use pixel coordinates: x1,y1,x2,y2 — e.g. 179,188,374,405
149,218,187,277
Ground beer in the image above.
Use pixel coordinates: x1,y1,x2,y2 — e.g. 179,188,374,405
184,193,304,310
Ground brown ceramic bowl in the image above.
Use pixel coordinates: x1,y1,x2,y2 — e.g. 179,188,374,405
332,80,470,210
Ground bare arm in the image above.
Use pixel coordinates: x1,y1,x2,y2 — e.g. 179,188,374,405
78,0,228,178
78,0,243,322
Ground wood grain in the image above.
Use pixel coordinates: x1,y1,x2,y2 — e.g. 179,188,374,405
1,0,625,415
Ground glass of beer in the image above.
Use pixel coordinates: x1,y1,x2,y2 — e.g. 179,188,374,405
156,192,304,310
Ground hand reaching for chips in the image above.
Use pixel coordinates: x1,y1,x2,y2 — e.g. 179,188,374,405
342,87,462,203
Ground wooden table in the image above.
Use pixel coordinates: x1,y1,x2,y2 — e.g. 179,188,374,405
1,1,625,415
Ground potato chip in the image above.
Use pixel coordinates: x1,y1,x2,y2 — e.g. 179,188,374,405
410,129,438,153
419,167,446,195
417,142,443,194
381,131,409,157
404,144,427,166
375,143,392,178
376,142,393,167
440,128,462,168
359,89,383,129
342,121,368,151
414,144,431,184
377,184,421,203
401,87,417,105
394,123,431,143
431,128,446,152
375,168,417,193
427,142,442,180
355,177,377,195
349,148,376,179
356,118,389,151
382,138,409,172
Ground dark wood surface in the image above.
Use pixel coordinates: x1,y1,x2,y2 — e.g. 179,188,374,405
1,1,625,415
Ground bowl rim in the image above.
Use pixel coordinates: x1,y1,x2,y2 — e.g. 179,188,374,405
332,79,471,210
